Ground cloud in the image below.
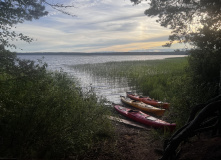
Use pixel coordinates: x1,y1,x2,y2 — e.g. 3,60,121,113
9,0,182,53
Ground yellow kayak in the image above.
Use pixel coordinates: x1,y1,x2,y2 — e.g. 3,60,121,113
121,96,165,116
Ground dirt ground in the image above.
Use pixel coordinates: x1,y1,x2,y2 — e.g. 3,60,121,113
82,122,162,160
81,121,221,160
178,135,221,160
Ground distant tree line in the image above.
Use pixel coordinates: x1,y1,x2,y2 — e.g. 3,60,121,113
16,51,188,56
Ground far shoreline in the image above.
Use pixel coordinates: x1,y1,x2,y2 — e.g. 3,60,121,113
16,51,188,56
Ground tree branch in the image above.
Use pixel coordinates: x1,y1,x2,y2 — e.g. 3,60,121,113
43,1,77,17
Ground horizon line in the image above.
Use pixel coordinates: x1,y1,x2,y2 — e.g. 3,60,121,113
17,51,188,56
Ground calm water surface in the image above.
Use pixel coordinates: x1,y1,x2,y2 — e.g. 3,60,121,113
18,55,185,103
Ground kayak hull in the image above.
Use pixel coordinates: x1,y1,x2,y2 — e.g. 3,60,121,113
126,92,170,109
120,96,165,116
114,105,176,131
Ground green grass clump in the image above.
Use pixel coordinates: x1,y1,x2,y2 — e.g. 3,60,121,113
0,51,114,159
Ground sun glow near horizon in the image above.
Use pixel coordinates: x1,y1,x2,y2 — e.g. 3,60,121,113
85,41,168,53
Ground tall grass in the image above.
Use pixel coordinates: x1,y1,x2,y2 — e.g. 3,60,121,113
72,57,189,126
72,58,187,98
0,51,114,159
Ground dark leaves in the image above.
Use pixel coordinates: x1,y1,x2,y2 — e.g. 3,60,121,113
0,0,48,49
141,0,221,49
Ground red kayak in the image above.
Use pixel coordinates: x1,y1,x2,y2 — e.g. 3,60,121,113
127,92,170,109
114,105,176,131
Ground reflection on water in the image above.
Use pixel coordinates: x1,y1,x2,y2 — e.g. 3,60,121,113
73,69,130,104
18,54,185,104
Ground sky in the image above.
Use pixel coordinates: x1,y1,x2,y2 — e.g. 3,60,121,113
11,0,188,53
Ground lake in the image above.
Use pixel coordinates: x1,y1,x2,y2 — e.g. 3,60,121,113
18,54,185,104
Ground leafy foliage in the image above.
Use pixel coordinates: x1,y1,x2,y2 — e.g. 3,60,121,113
131,0,221,49
131,0,221,103
186,49,221,103
0,50,113,159
0,0,48,48
0,0,75,49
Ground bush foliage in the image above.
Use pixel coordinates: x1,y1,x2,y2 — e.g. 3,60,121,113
0,50,113,159
187,49,221,104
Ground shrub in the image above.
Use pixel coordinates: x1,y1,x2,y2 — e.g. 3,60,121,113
0,50,113,159
187,49,221,104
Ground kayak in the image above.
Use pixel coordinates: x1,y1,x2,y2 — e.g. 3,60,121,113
114,105,176,131
126,92,170,109
120,96,165,116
